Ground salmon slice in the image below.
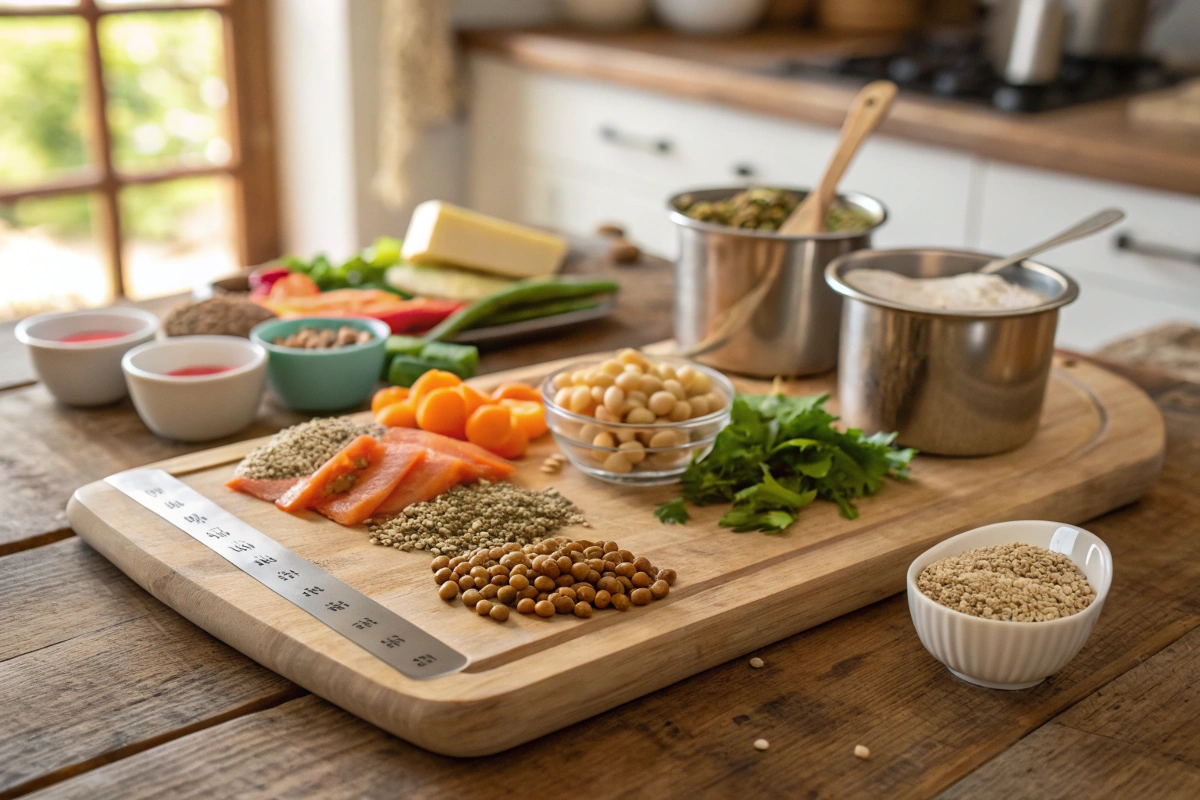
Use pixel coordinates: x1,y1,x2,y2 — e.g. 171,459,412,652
373,450,479,516
313,443,426,526
276,434,381,513
225,475,302,503
383,427,515,480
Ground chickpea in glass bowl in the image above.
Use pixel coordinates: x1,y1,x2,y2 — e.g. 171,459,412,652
541,349,733,485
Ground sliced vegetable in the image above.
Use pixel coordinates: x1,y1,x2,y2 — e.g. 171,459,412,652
410,368,463,400
373,299,464,334
388,355,470,387
500,398,547,439
491,383,543,403
419,341,480,377
416,387,469,440
459,384,492,416
465,404,514,450
422,278,620,342
385,335,426,359
489,425,529,460
371,386,410,414
375,399,417,428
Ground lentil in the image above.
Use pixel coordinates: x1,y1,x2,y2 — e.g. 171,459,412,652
235,417,384,480
917,542,1095,622
364,481,587,556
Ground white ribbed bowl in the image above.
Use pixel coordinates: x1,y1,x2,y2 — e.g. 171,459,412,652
907,520,1112,690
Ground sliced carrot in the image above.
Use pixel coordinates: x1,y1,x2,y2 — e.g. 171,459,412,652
371,386,410,414
376,398,418,428
458,384,492,416
276,434,379,513
491,382,543,404
417,386,468,440
410,369,462,402
489,424,529,460
465,404,514,451
500,398,548,439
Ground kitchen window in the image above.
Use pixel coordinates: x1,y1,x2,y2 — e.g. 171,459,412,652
0,0,278,320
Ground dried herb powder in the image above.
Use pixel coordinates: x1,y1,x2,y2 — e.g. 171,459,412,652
365,481,587,556
235,417,384,480
917,542,1096,622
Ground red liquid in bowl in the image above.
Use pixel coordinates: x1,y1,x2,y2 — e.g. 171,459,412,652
166,365,234,377
59,329,129,343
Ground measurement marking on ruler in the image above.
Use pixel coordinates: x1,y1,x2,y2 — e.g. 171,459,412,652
107,468,468,680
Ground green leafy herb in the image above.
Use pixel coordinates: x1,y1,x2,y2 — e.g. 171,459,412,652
660,393,915,534
654,498,690,525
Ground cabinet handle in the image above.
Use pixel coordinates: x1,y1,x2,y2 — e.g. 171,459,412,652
733,163,756,179
599,125,673,155
1115,233,1200,267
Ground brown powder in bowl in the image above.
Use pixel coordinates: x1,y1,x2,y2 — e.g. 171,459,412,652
163,295,276,338
917,542,1096,622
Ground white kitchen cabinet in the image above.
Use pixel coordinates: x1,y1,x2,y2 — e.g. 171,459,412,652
468,56,975,254
976,162,1200,350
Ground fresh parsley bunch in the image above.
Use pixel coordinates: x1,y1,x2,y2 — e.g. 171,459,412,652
655,393,915,533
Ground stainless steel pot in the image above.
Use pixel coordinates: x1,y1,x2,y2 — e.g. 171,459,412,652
985,0,1069,85
825,249,1079,456
1063,0,1164,58
669,187,887,378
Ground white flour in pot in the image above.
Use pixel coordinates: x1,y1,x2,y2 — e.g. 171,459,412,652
845,270,1047,312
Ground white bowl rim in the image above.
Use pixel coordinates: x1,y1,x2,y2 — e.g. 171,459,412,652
249,316,391,355
907,519,1112,629
122,335,267,383
541,355,736,429
14,307,160,350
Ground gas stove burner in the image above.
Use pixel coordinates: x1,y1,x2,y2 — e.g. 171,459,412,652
769,35,1181,113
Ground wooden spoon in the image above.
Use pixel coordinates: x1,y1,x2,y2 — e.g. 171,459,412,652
778,80,898,236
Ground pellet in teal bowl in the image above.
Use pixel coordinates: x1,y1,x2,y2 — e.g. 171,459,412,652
250,316,389,412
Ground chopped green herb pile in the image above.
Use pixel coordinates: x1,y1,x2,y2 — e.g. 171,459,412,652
655,393,916,533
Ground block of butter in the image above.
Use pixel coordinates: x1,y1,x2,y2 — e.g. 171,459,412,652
401,200,568,279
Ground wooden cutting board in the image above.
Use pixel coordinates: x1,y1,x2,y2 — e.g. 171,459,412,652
67,354,1164,757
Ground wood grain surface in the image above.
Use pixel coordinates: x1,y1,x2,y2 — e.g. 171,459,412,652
67,354,1162,756
5,250,1200,797
464,29,1200,198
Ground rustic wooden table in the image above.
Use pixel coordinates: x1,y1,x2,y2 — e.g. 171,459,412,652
3,251,1200,799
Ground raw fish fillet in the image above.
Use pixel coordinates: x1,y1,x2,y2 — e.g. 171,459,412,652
313,443,426,526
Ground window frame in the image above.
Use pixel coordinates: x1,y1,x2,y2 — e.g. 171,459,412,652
0,0,280,296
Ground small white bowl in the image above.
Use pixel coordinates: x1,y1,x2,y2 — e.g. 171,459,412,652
654,0,768,34
907,520,1112,690
14,308,160,406
122,336,267,442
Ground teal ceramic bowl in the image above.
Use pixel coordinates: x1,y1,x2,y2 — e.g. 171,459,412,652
250,316,390,411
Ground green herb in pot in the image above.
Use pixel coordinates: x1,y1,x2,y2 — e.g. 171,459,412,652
674,187,875,233
655,393,915,533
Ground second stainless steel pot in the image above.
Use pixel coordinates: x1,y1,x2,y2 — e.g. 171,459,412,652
826,249,1079,456
669,187,887,378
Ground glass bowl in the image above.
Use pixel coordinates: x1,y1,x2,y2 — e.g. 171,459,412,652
541,355,734,485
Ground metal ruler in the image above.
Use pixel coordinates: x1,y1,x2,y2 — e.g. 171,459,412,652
106,468,468,680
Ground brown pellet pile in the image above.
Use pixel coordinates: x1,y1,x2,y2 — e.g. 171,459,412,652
163,295,276,338
235,417,384,480
365,481,587,556
429,536,677,622
917,542,1096,622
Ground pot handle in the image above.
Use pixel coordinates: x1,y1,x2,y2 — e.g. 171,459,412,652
677,242,786,359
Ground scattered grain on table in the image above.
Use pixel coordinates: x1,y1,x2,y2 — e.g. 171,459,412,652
754,739,770,751
854,744,870,760
366,481,588,556
235,417,384,480
749,657,764,669
163,295,276,338
917,542,1095,622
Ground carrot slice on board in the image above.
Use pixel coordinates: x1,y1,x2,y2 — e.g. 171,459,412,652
313,443,426,526
465,404,514,451
371,386,410,414
410,369,462,401
459,384,492,416
276,434,380,513
373,451,479,516
376,398,418,428
417,387,468,440
490,424,529,460
383,427,515,480
225,475,301,503
500,398,548,440
490,382,542,403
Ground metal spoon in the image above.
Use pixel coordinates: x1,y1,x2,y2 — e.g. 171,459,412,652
978,208,1126,274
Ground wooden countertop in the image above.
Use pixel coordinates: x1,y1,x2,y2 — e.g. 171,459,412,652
5,251,1200,796
465,29,1200,198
